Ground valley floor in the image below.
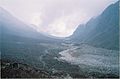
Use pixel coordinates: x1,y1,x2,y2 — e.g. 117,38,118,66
1,40,119,78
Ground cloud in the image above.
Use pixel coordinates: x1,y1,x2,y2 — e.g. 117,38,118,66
0,0,118,37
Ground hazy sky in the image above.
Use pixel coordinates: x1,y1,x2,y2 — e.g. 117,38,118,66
0,0,118,37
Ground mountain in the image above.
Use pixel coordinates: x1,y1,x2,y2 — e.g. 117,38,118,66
0,7,61,43
69,1,119,50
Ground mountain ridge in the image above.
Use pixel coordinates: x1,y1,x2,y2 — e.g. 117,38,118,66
69,1,119,50
0,7,62,43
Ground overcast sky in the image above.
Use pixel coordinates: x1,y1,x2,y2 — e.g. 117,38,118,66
0,0,118,37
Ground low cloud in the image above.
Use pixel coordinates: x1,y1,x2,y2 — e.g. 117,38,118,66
0,0,118,37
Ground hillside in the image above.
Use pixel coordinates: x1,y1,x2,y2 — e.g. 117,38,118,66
70,1,119,50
